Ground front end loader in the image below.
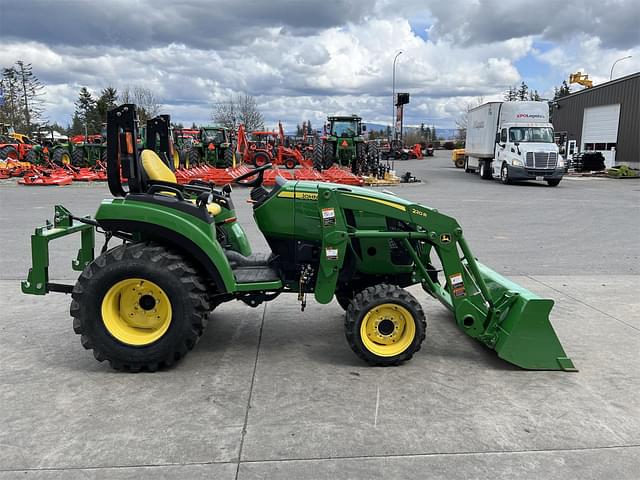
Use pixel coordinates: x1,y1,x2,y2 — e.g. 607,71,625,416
22,104,575,372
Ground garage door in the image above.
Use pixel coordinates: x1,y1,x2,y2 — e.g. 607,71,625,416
581,104,620,167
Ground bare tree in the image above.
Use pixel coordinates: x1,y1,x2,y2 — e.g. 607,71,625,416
119,85,161,123
0,61,45,131
455,96,484,142
213,93,264,131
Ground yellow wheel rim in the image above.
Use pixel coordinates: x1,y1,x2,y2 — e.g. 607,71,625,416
360,303,416,357
101,278,172,346
61,152,71,165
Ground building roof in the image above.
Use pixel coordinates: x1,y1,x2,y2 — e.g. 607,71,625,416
556,71,640,102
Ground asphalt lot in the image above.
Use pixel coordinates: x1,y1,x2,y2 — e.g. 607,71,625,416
1,151,639,479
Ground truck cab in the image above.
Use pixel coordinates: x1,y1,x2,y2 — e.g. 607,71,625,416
494,121,563,185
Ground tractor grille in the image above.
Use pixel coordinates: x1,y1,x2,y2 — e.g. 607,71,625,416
525,152,557,169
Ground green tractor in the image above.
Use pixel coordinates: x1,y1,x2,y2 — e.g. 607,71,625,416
313,115,367,172
187,125,234,167
25,127,73,166
22,104,575,373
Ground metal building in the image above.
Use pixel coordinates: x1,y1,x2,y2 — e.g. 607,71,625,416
552,72,639,168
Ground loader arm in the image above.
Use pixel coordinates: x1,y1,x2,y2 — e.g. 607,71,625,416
320,185,575,371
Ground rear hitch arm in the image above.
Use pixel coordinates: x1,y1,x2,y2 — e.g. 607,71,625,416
21,205,95,295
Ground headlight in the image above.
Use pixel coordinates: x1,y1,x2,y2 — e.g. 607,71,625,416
511,159,523,166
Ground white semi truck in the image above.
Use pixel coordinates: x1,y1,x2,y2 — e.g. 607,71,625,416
464,101,564,186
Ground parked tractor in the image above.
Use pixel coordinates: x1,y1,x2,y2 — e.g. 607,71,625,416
236,125,275,167
187,125,234,167
0,124,34,162
22,103,575,374
313,115,367,172
24,126,72,166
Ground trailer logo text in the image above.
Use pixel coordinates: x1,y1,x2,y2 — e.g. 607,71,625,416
516,113,545,119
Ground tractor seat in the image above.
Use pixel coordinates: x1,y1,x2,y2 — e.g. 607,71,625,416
140,149,222,216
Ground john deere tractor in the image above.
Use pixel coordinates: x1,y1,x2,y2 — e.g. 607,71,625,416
22,104,575,373
187,125,234,167
313,115,367,173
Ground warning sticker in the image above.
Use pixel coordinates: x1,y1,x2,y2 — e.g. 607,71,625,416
449,273,466,297
325,247,339,260
322,208,336,226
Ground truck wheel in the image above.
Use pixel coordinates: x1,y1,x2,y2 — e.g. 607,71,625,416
70,242,210,372
479,160,492,179
547,179,561,187
500,163,511,184
345,284,426,366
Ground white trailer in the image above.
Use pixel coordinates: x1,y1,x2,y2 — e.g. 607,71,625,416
464,101,564,186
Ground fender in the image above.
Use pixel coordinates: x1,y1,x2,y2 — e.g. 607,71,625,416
95,197,235,293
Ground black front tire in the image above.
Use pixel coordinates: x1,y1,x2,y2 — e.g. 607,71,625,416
345,284,426,366
70,242,210,372
547,179,561,186
500,163,511,184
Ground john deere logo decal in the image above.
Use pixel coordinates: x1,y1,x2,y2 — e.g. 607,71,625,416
440,234,451,244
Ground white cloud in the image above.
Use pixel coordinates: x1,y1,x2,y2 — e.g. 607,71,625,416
1,1,638,131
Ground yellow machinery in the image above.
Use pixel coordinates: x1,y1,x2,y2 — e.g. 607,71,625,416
451,148,466,168
569,72,593,88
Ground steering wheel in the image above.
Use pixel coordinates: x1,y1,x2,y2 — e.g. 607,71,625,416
232,163,272,187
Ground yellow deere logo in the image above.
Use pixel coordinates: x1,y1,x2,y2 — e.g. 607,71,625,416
440,234,451,244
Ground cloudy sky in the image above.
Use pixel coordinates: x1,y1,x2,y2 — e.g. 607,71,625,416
1,0,639,131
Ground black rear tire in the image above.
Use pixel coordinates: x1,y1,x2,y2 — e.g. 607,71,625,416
345,284,426,366
253,151,270,167
0,146,19,161
52,148,71,166
312,142,324,171
479,160,492,179
71,149,85,167
464,157,473,173
223,145,234,167
323,143,334,169
353,142,366,174
25,149,39,165
70,242,210,372
189,148,201,167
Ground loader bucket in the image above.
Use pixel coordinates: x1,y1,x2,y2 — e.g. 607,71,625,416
475,263,577,371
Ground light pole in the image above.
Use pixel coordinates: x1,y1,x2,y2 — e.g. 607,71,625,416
610,55,632,80
392,51,403,142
